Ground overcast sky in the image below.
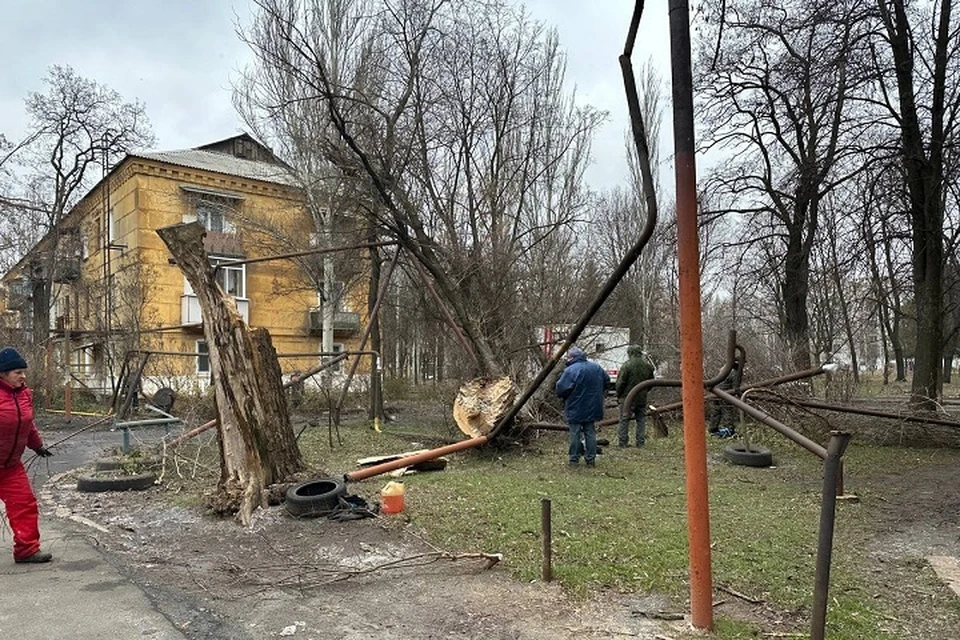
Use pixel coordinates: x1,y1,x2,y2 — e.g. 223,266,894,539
0,0,673,192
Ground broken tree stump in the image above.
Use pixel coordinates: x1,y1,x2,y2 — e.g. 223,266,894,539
158,222,303,525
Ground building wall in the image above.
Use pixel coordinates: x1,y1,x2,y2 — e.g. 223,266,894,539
53,156,369,392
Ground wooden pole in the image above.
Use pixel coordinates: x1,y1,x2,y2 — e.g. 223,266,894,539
541,498,553,582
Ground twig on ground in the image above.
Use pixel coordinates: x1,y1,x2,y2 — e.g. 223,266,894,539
231,550,503,594
568,628,641,637
718,583,765,604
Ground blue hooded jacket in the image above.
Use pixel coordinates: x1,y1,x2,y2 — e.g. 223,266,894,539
555,348,610,423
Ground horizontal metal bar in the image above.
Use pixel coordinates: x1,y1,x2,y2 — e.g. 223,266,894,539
113,417,182,428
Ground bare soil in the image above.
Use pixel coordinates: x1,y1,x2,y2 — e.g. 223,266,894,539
41,481,676,640
35,416,672,640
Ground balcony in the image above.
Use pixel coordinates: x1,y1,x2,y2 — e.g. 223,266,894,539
181,294,249,326
308,309,361,336
204,230,244,257
52,257,82,283
5,277,32,311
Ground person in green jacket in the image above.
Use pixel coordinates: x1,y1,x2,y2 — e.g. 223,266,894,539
615,346,655,447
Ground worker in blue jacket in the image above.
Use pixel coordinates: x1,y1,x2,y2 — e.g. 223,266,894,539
555,347,610,467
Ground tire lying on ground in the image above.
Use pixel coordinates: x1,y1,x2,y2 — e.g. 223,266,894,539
723,444,774,468
285,477,346,517
77,472,157,492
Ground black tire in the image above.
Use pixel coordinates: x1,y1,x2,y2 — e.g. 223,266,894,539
285,477,346,518
723,444,773,467
77,472,157,493
152,387,176,413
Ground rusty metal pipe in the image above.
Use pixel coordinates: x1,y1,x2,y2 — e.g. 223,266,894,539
620,332,741,421
761,396,960,429
668,0,713,625
650,362,836,415
712,387,828,458
811,431,852,640
344,436,489,482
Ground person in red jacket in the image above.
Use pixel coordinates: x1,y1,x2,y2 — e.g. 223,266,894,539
0,346,53,564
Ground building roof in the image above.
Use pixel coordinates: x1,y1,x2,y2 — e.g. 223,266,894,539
134,147,299,187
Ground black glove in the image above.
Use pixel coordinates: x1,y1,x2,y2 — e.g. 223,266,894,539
33,447,53,458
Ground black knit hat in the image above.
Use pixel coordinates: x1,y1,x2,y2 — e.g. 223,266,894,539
0,347,28,373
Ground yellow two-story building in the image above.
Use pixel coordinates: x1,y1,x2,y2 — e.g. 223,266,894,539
2,134,367,396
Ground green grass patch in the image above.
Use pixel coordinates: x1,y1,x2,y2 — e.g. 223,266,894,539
298,419,960,639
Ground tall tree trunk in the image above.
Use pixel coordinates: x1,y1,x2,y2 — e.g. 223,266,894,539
782,225,812,371
157,222,303,525
878,0,949,408
828,220,860,382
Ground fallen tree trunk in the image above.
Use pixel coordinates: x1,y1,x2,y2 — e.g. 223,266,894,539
158,222,303,524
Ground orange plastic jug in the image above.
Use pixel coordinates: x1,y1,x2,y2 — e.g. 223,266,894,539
380,481,405,514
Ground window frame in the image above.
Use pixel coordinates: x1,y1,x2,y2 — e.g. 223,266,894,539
196,340,210,375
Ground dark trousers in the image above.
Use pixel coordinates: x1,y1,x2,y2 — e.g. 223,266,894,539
568,422,597,464
708,399,737,432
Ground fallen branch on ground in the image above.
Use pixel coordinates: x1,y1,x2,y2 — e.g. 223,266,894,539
718,583,765,604
223,550,503,594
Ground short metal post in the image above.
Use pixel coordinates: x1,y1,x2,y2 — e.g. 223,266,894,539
811,431,851,640
122,427,131,454
541,498,552,582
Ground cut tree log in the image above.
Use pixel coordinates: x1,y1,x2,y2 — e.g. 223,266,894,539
157,222,303,525
453,376,519,437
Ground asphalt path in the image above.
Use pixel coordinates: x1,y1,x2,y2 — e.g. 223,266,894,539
1,421,188,639
27,422,172,484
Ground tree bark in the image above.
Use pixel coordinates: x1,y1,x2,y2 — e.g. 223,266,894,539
878,0,949,408
157,222,303,524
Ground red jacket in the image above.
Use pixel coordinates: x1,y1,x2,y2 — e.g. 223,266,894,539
0,380,41,469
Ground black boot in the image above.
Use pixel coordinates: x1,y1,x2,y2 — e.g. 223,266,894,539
15,551,52,564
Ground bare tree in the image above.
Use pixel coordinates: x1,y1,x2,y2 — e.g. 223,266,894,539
238,0,603,379
0,66,153,342
874,0,959,407
696,0,873,372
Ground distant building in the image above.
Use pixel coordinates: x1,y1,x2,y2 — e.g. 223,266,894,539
539,324,631,383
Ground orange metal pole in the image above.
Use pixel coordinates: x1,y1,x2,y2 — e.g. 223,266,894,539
669,0,713,628
345,436,489,482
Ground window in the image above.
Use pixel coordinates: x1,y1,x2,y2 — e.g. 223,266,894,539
194,194,237,233
183,256,246,298
108,207,117,243
196,341,210,374
323,342,344,371
215,259,246,298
